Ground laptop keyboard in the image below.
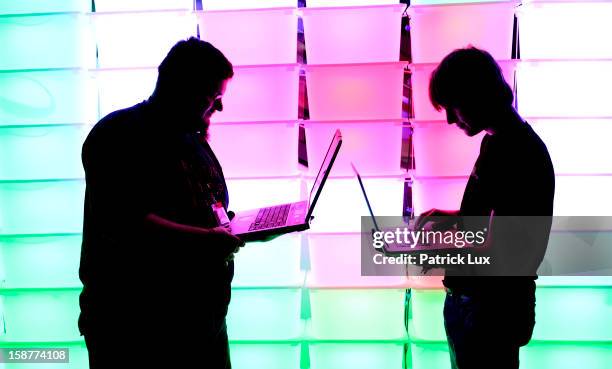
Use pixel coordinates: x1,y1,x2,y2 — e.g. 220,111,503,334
248,204,291,231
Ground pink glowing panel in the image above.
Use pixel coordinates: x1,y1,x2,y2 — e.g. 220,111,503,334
517,60,612,118
411,177,468,215
197,8,297,65
412,121,483,177
304,119,403,177
301,4,404,64
517,2,612,59
211,64,299,122
209,121,299,177
94,0,193,12
408,2,517,63
232,234,303,288
91,11,195,68
306,233,410,288
530,119,612,175
203,0,296,10
225,177,303,212
307,176,404,233
0,13,93,70
411,61,515,121
305,62,406,120
554,176,612,216
94,68,158,119
0,124,88,180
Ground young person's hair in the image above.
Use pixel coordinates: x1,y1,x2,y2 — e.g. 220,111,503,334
429,47,513,111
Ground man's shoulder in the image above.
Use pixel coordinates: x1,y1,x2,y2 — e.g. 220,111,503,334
92,102,148,136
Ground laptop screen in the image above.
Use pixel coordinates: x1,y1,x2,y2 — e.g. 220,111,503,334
306,129,342,221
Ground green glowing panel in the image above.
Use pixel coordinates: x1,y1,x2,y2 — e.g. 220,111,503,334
0,289,81,341
0,70,97,126
308,289,407,340
521,343,612,369
232,234,303,287
0,125,87,180
230,343,300,369
0,13,92,70
532,287,612,340
0,342,88,369
408,289,446,341
0,180,85,235
409,342,451,369
0,235,81,288
0,0,89,15
227,288,302,340
309,343,405,369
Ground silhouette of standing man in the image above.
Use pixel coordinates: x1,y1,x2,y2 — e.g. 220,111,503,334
417,47,555,368
79,37,243,368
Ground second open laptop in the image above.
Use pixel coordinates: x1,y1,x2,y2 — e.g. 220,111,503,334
230,129,342,241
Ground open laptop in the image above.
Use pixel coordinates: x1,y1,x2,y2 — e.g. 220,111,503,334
231,130,342,241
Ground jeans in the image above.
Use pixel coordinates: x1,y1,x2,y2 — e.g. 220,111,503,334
443,285,536,369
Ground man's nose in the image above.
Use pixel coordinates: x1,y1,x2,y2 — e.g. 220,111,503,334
213,99,223,112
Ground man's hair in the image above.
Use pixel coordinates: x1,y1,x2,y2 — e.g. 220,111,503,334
154,37,233,100
429,47,513,112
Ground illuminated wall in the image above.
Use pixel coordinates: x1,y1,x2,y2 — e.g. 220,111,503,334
407,1,612,368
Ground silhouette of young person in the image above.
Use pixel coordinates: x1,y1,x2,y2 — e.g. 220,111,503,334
416,47,555,369
79,37,243,368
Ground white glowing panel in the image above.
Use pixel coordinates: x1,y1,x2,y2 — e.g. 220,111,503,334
94,0,193,12
411,0,509,4
308,0,399,6
197,8,297,65
408,2,517,63
518,2,612,59
230,343,301,369
301,4,404,64
0,124,88,180
94,68,157,119
306,233,409,288
0,235,82,288
0,180,85,235
412,177,468,215
411,61,515,121
209,121,299,177
406,273,444,289
91,11,195,68
412,121,483,177
203,0,296,10
225,177,303,211
0,69,97,126
227,288,302,340
517,61,612,118
304,120,403,177
530,119,612,175
309,343,405,369
232,234,303,287
212,64,299,122
307,176,404,233
554,176,612,216
0,13,93,70
305,62,405,120
0,0,89,14
308,289,408,340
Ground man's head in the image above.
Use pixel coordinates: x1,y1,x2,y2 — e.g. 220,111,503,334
152,37,233,132
429,47,514,136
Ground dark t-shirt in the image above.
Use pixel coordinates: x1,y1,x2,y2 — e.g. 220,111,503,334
78,100,233,335
443,121,555,291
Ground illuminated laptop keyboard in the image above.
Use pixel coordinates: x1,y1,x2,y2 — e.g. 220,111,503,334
249,204,291,231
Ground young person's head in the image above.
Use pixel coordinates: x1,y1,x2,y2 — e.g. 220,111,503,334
153,37,234,129
429,47,514,136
